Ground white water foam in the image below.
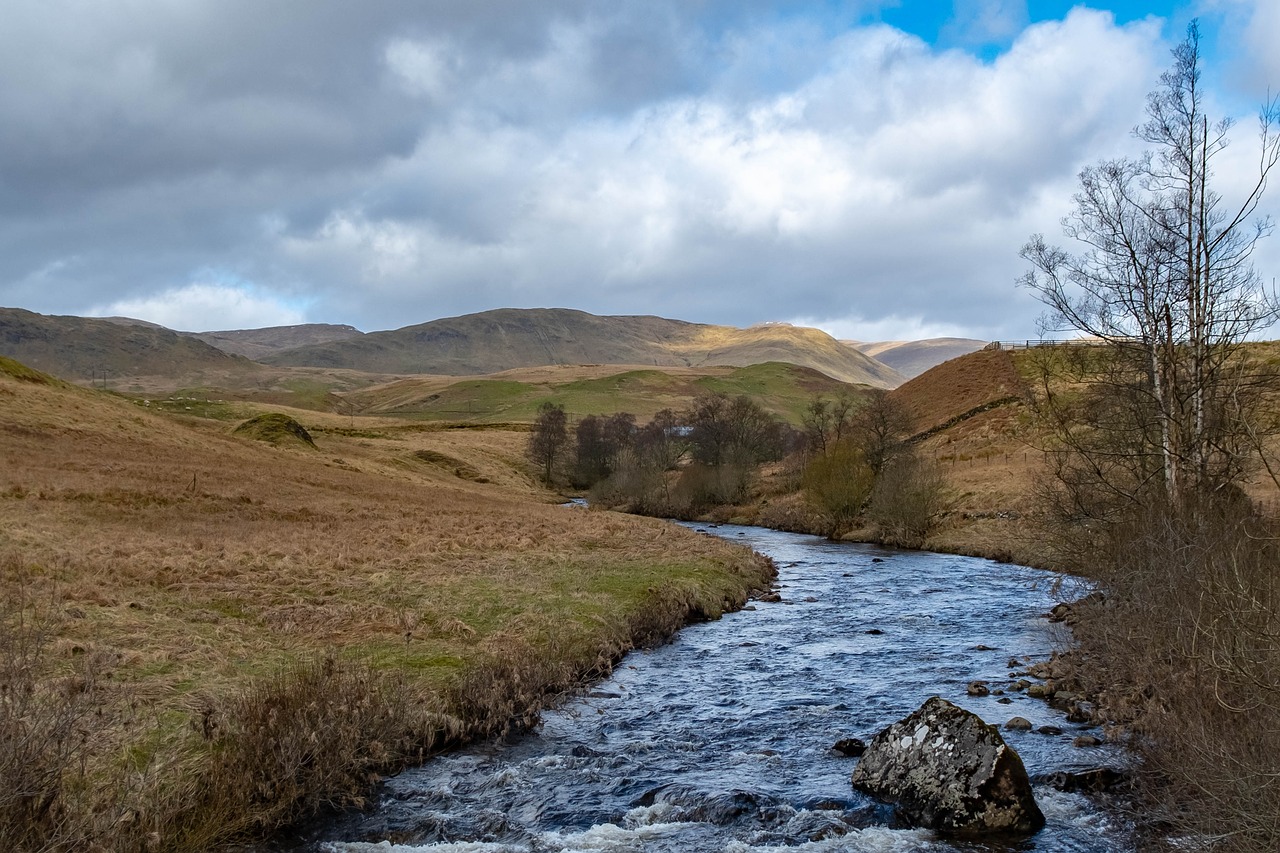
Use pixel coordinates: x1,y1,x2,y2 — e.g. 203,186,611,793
724,826,937,852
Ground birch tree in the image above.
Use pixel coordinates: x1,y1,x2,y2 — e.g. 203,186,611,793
1021,21,1280,511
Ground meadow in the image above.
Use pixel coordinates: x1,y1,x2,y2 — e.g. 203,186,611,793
0,356,774,851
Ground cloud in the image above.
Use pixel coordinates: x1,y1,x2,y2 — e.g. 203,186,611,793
0,2,1214,341
88,282,307,332
271,8,1164,337
790,313,979,343
1198,1,1275,88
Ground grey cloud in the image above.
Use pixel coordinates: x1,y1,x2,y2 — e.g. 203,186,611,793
0,1,1197,341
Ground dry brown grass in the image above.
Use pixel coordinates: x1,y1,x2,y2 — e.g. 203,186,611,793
891,347,1027,434
0,365,773,850
1059,500,1280,853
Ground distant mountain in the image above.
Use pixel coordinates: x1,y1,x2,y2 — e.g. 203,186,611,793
846,338,988,380
265,309,905,388
0,307,255,382
188,324,364,360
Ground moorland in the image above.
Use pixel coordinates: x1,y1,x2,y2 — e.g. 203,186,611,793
5,304,1279,851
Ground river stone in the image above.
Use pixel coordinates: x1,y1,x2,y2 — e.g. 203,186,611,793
832,737,867,757
850,696,1045,836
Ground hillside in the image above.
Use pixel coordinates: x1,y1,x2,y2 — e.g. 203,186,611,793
265,308,905,388
890,346,1028,436
0,306,260,384
189,323,364,359
346,361,860,424
848,337,988,379
0,354,771,849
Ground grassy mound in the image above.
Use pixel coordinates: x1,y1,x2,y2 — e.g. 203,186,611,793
412,449,490,483
232,412,316,448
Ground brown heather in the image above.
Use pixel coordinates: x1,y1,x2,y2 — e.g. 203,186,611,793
0,361,774,851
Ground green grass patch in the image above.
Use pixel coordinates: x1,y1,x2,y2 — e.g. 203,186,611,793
369,363,861,425
232,413,316,448
139,389,246,421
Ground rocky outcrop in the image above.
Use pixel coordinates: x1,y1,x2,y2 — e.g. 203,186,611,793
850,697,1044,836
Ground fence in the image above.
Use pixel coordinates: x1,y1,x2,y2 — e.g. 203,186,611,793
930,449,1048,467
988,339,1102,350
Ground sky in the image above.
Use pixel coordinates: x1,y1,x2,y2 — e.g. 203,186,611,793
3,1,1279,342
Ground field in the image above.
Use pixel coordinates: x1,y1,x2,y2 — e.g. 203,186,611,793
0,357,774,851
344,361,859,424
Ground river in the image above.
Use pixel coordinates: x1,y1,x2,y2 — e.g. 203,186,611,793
304,522,1131,852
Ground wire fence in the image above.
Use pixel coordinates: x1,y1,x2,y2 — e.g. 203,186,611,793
988,339,1101,350
929,449,1047,467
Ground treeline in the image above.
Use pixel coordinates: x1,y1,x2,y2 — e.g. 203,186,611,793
798,390,945,546
527,389,946,545
527,392,791,515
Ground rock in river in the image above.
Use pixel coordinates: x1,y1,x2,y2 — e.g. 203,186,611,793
850,696,1045,836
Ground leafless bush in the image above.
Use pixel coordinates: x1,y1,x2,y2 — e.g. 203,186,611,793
0,565,131,852
1069,497,1280,852
866,454,947,548
671,461,754,513
170,654,446,848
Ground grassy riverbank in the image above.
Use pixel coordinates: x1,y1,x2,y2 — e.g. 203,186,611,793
0,358,774,851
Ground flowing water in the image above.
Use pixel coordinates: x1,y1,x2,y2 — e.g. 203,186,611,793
305,523,1130,852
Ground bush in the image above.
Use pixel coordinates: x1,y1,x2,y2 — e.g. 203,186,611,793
866,453,946,548
1067,496,1280,853
175,655,446,847
0,573,131,852
801,440,873,538
671,462,754,514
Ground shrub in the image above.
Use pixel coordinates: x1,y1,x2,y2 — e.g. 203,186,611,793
1067,496,1280,853
0,573,130,852
801,440,873,538
866,453,947,548
671,462,754,513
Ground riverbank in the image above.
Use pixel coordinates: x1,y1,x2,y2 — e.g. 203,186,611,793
310,522,1133,852
0,365,775,852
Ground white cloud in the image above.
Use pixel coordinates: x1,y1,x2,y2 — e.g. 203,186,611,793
89,282,307,331
942,0,1030,47
2,3,1210,340
272,8,1163,338
384,38,455,100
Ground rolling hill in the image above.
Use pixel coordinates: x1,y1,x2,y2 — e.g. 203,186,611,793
346,361,860,424
0,307,258,383
848,338,988,379
265,308,905,388
189,323,364,359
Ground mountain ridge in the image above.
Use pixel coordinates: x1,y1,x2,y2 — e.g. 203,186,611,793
263,308,906,388
846,337,988,379
0,306,979,390
0,307,257,382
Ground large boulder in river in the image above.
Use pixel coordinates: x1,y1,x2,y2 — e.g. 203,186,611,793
850,696,1044,836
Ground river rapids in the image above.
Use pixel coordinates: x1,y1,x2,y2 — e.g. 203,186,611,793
302,522,1131,852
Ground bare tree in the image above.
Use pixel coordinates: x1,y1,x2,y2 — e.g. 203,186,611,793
528,402,568,485
635,408,684,471
801,393,857,457
851,389,914,479
684,392,785,467
1021,21,1280,510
